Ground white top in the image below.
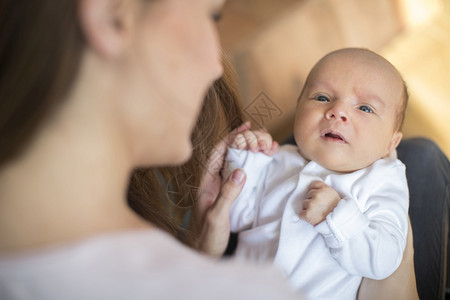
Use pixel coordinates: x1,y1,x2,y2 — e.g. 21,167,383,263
225,145,409,300
0,229,300,300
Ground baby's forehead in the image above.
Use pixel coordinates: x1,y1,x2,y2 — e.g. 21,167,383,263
310,50,403,90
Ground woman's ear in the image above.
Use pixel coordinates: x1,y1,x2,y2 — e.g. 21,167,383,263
78,0,135,58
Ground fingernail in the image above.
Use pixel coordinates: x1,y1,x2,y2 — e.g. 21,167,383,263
260,140,267,150
231,169,245,184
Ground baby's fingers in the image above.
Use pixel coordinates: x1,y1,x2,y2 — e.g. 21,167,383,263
231,133,248,150
243,131,260,152
309,180,327,190
225,121,251,147
264,141,280,156
253,130,273,153
299,202,316,225
229,129,278,155
230,131,258,150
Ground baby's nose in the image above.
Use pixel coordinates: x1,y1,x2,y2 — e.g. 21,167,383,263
325,104,348,122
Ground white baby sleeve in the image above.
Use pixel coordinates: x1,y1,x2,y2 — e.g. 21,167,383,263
314,160,409,279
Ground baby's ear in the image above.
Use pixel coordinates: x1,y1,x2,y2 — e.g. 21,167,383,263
387,131,403,155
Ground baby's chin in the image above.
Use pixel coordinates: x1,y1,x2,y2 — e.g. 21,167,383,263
314,158,372,173
302,153,359,173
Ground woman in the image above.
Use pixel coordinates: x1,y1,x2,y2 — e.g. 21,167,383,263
0,1,298,299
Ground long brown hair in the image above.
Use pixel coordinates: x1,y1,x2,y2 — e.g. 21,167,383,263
128,55,245,244
0,1,84,166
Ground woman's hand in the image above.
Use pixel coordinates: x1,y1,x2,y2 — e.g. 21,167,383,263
190,122,251,257
193,168,246,257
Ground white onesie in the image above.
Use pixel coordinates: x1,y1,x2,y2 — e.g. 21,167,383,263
225,144,409,299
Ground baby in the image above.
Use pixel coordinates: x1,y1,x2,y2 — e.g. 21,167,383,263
225,48,409,299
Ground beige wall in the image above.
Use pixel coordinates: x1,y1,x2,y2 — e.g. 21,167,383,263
218,0,449,157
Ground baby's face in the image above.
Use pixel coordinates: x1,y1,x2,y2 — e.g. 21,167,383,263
294,49,404,172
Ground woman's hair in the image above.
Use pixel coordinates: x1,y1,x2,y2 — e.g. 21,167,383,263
0,2,84,166
0,1,245,245
128,55,245,244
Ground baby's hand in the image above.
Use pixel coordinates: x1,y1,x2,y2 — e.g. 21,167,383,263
231,129,279,156
299,181,341,226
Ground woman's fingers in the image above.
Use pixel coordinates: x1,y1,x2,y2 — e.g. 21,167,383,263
225,121,251,146
234,121,251,134
197,122,251,221
214,168,246,212
197,168,246,257
193,122,252,256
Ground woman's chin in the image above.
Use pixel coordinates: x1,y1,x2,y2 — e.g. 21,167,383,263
166,140,193,166
134,139,193,168
174,147,193,165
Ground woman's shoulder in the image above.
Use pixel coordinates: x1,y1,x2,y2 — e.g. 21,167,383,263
0,229,300,300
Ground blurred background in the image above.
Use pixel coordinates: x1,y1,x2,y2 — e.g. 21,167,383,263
217,0,450,157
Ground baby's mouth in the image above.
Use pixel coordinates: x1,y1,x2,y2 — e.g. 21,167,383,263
322,131,347,143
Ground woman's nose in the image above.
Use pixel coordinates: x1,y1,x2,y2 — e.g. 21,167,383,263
325,104,348,122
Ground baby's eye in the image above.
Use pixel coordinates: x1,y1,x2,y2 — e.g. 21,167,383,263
314,95,330,102
359,105,374,113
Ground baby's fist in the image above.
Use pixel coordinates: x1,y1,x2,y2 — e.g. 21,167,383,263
231,129,279,156
299,181,341,226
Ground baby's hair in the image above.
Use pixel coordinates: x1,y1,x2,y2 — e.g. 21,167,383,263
396,79,409,131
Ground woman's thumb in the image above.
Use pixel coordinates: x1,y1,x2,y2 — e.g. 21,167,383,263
213,168,246,213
